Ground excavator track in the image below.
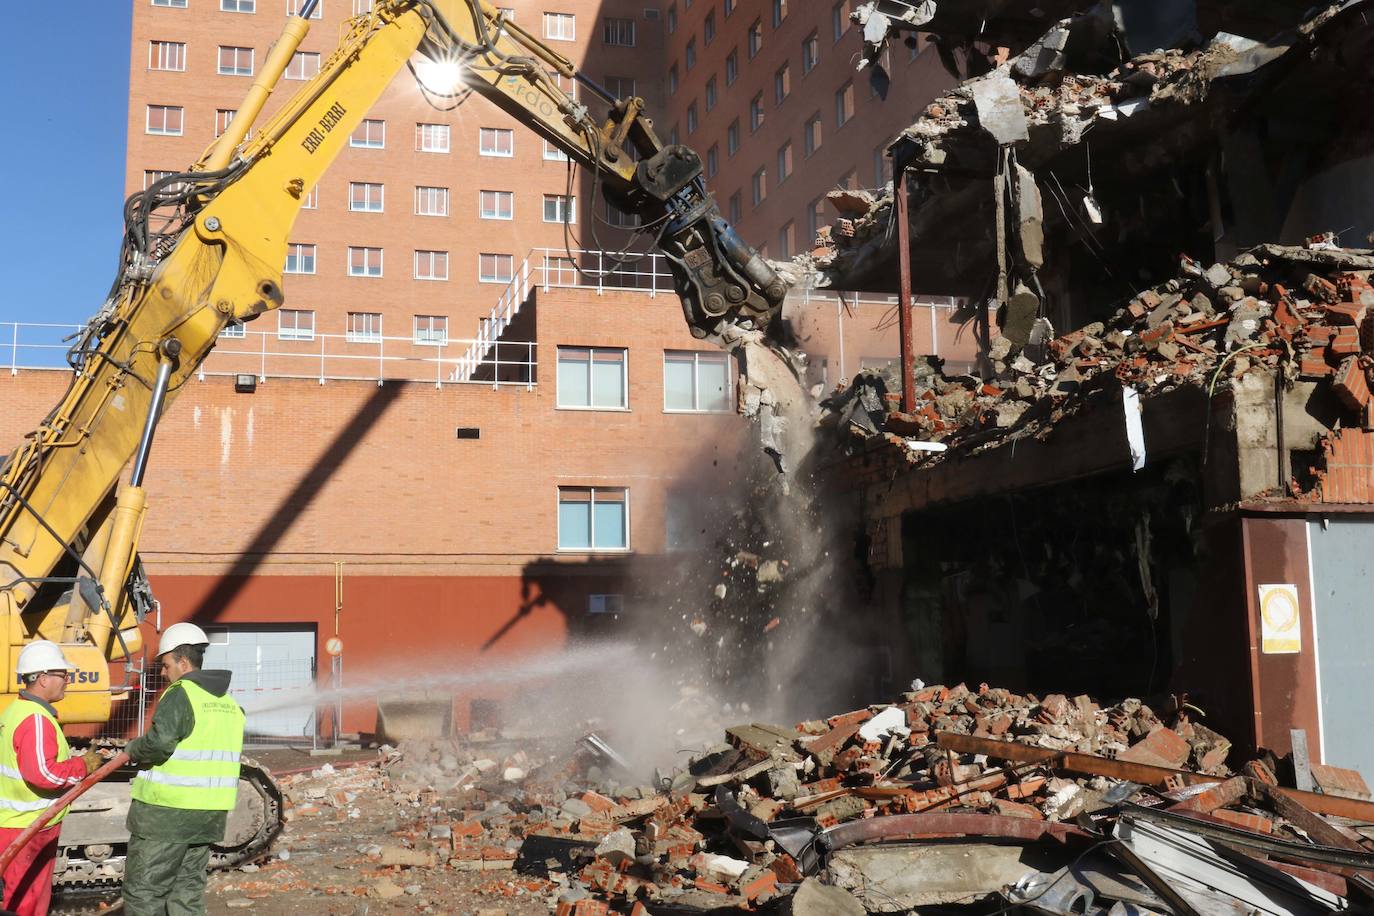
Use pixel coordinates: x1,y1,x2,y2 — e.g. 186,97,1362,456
51,752,282,888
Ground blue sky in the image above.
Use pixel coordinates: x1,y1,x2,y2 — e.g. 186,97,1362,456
0,4,132,327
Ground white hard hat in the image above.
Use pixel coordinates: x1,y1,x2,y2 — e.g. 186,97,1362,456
158,623,210,658
16,640,77,676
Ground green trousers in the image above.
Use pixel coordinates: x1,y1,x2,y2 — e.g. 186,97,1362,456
121,835,213,916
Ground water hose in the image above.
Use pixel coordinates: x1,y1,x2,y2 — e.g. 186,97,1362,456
0,751,129,909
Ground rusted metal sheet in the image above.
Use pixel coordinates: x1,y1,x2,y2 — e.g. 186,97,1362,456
821,811,1090,850
894,164,916,414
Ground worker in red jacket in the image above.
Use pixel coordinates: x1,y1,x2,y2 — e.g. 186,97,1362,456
0,641,101,916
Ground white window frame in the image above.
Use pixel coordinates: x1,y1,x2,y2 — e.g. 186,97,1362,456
478,253,514,284
347,246,383,277
153,0,189,7
284,242,317,274
221,0,255,12
142,170,177,190
287,0,323,17
542,194,576,225
217,45,254,76
145,105,184,136
352,0,373,13
285,50,321,80
603,17,635,46
346,311,382,343
543,11,576,41
219,320,246,339
277,308,315,341
413,250,450,281
415,122,450,153
348,181,384,212
478,190,514,221
413,315,448,346
148,40,186,71
663,350,733,412
214,108,237,137
556,346,628,410
414,185,449,217
543,140,569,162
479,127,513,157
557,486,631,552
348,120,387,149
302,184,319,209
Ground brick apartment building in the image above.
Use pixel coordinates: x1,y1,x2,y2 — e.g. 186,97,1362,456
0,0,969,740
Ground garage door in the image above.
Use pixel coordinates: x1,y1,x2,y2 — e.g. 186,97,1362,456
203,625,317,742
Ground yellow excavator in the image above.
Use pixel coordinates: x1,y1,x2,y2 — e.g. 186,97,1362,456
0,0,790,886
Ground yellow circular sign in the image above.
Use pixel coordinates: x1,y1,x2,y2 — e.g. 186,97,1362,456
325,636,344,656
1260,588,1299,634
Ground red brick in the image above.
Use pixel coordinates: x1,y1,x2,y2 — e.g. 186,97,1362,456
1332,357,1371,411
1310,763,1371,800
1325,302,1368,326
1170,776,1247,814
740,869,778,901
1118,726,1191,769
1210,809,1274,834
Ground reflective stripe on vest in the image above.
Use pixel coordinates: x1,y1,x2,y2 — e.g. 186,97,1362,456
131,679,244,811
0,698,73,828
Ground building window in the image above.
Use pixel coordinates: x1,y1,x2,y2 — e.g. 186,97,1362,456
479,253,514,283
284,242,316,274
728,191,741,223
414,250,449,281
804,112,823,155
748,19,763,57
705,144,719,179
153,0,189,6
774,62,790,104
705,76,717,111
724,0,735,16
416,122,450,152
219,320,246,338
479,189,514,220
750,93,764,132
479,127,513,156
667,64,678,96
666,3,676,32
278,308,314,341
145,105,183,136
214,109,237,137
808,198,826,239
217,46,253,76
346,311,382,343
802,31,819,72
725,49,738,85
285,50,320,79
348,181,384,212
413,315,448,345
669,124,679,145
558,487,629,551
603,17,635,45
352,0,373,11
873,144,892,185
752,167,767,206
727,119,740,156
839,169,858,190
832,0,852,41
836,81,855,127
302,185,318,209
778,221,795,259
287,0,323,16
664,350,731,412
544,140,569,161
415,185,449,217
143,170,177,190
557,347,627,409
221,0,254,12
605,76,636,99
543,194,576,224
543,11,575,40
350,119,385,148
772,0,788,26
605,200,640,228
777,141,793,183
685,38,696,70
149,40,186,71
348,246,383,277
686,101,698,134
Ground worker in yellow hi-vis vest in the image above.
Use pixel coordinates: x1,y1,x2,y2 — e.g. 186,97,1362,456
122,624,244,916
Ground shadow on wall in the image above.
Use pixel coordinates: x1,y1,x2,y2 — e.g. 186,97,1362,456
184,381,406,627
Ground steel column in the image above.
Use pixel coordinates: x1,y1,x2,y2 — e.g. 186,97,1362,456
894,163,915,413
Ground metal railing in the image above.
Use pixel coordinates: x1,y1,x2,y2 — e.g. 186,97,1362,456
456,247,674,381
0,322,537,389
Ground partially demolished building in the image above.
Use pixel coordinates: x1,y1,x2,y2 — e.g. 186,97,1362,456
801,1,1374,776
